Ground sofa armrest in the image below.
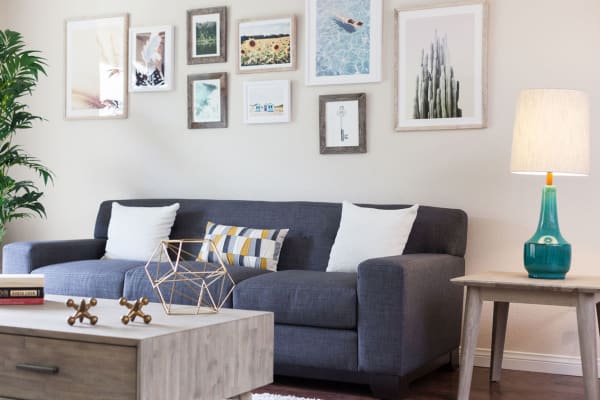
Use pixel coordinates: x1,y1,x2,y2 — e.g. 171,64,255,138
357,253,465,376
2,239,107,274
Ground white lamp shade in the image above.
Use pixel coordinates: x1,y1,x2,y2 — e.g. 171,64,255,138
511,89,590,176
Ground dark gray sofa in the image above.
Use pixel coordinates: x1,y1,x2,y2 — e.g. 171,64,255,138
2,199,467,398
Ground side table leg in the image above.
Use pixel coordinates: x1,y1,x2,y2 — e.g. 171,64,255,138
596,302,600,335
457,287,483,400
490,301,509,382
576,293,599,400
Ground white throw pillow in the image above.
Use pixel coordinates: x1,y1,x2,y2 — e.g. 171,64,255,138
326,202,419,273
104,202,180,261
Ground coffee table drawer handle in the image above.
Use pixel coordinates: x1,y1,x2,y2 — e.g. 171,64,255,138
16,363,59,374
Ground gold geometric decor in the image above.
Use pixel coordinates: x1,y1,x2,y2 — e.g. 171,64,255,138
144,239,235,315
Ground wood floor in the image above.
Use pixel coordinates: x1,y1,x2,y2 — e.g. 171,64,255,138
256,367,586,399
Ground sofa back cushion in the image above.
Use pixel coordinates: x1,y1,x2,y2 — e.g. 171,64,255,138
95,199,467,271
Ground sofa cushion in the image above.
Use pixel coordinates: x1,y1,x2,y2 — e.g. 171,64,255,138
33,260,144,299
234,270,357,329
327,202,419,273
198,221,289,271
104,202,180,261
123,263,271,308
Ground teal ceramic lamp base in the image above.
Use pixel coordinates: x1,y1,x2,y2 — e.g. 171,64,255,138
524,184,571,279
524,242,571,279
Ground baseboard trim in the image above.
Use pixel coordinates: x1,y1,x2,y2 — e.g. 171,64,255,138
474,348,600,377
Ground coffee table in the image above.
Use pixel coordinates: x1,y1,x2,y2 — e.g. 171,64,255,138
0,295,273,400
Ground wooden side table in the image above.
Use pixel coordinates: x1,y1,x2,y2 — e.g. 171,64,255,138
452,271,600,400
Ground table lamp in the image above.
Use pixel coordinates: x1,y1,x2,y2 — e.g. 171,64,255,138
511,89,590,279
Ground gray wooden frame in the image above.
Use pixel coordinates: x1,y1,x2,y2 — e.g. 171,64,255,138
65,14,129,120
319,93,366,154
237,15,297,74
187,6,227,65
187,73,228,129
394,0,488,131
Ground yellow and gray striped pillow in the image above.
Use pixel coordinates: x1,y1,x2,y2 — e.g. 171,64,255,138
197,221,289,271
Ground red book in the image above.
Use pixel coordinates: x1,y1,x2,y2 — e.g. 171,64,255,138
0,297,44,305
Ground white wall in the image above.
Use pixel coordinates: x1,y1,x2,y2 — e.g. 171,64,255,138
3,0,600,370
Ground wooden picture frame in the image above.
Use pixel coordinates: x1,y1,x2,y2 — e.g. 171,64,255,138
65,14,129,120
237,16,296,74
319,93,366,154
187,7,227,65
243,80,291,124
129,25,174,92
187,73,227,129
306,0,382,85
394,1,488,131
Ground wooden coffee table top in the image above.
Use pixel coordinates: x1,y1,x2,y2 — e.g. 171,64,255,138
0,294,271,346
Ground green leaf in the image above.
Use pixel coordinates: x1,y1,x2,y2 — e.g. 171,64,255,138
0,28,52,233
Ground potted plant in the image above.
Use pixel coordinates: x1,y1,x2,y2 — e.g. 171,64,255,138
0,30,53,243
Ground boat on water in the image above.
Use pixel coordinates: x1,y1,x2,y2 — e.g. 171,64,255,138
332,15,364,32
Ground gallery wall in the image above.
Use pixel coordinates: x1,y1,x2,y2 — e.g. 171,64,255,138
3,0,600,373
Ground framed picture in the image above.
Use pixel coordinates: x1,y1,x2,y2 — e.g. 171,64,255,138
243,80,291,124
319,93,366,154
395,1,488,131
187,73,227,129
187,7,227,64
306,0,382,86
129,25,174,92
65,14,129,119
237,16,296,73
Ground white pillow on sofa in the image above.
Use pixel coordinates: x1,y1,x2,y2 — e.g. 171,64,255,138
326,201,419,273
103,202,180,261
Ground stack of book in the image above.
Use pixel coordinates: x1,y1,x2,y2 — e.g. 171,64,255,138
0,274,44,305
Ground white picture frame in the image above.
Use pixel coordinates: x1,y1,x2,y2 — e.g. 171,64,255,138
305,0,382,86
65,14,129,120
237,16,296,74
395,1,488,131
243,80,291,124
129,25,174,92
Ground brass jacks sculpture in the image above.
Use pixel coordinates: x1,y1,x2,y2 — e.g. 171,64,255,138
66,298,98,325
119,297,152,325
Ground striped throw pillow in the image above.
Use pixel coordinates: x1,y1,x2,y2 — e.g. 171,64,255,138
197,221,289,271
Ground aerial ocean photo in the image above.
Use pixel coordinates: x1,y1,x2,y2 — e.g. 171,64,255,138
316,0,371,77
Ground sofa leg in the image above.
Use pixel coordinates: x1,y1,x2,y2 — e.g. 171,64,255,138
369,375,409,399
446,347,460,371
